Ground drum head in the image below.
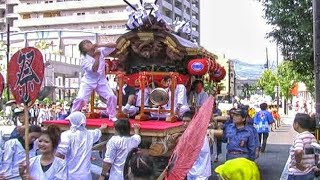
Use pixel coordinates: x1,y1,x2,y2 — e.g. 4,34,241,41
150,88,169,106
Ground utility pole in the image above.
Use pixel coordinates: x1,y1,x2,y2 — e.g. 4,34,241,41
276,43,280,111
6,24,10,101
265,47,269,69
228,60,231,96
313,0,320,141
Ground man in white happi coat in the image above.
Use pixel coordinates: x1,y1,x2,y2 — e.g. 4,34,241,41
56,111,107,180
71,40,117,121
151,76,190,118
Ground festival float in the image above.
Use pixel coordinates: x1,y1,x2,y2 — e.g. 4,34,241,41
42,0,226,171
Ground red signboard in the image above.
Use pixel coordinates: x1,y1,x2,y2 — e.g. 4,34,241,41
8,47,44,105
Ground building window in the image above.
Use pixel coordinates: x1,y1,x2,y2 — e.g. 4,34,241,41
77,12,85,16
22,14,31,19
163,8,172,18
45,0,53,3
43,12,60,18
175,1,182,9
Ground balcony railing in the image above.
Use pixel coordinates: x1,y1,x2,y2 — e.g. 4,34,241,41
44,53,80,66
6,0,19,5
14,13,127,27
0,4,5,10
15,0,127,14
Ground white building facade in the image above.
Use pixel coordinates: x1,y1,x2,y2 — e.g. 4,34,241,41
1,0,200,42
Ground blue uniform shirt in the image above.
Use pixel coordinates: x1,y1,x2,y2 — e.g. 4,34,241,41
246,123,260,160
222,123,256,161
253,110,274,133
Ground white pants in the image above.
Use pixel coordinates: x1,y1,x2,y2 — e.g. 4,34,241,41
72,82,117,118
122,105,139,117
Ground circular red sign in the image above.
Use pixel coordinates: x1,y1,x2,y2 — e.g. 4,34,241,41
8,47,44,105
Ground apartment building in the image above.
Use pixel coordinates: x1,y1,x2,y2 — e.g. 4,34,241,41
0,0,19,32
9,0,200,41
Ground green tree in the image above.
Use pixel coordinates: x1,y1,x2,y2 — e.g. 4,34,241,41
258,0,314,92
277,61,297,100
43,97,51,105
257,69,278,97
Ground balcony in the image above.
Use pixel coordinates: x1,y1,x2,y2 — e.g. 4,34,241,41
6,13,18,18
14,13,128,27
162,0,173,10
6,0,19,5
0,4,5,10
192,4,199,13
191,18,199,25
15,0,128,14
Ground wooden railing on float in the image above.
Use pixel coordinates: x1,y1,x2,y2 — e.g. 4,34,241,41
88,71,179,122
135,71,178,122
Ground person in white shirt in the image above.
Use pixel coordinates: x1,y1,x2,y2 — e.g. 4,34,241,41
71,40,117,121
56,111,107,180
0,125,42,179
37,103,48,124
19,125,67,180
151,76,190,118
99,119,141,180
136,86,151,108
182,111,212,180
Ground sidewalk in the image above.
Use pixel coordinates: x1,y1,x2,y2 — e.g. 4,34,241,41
257,114,296,180
210,114,296,180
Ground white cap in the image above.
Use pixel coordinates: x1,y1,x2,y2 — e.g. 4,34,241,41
14,108,24,114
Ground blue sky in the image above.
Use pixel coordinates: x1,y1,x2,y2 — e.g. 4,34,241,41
200,0,281,65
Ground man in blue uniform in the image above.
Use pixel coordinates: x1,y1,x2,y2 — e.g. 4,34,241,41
222,109,256,161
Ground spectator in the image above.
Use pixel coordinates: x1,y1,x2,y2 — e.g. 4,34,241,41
287,113,317,180
19,125,67,179
215,158,261,180
253,103,274,153
1,125,42,179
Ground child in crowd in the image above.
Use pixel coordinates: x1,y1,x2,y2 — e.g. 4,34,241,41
222,109,256,161
56,111,107,180
1,125,42,179
99,119,141,180
19,125,66,180
288,113,317,180
123,148,154,180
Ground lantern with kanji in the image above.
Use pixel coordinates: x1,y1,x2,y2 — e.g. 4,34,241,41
210,66,226,82
187,58,209,75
